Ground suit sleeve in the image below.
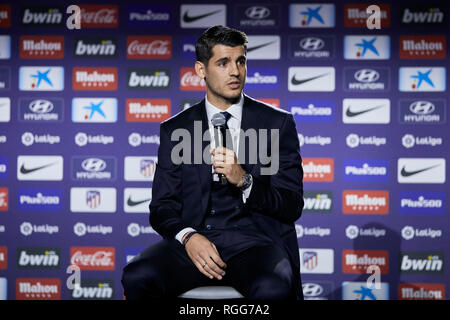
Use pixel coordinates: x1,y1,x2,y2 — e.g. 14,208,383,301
149,123,188,239
246,113,304,224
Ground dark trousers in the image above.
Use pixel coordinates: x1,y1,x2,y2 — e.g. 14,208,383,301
121,228,294,300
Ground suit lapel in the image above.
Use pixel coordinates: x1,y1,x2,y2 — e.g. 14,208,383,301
238,95,260,175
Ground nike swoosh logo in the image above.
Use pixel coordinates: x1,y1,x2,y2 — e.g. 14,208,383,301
345,104,385,117
20,162,57,175
291,73,330,86
127,196,152,207
182,10,222,23
247,41,276,53
400,164,441,177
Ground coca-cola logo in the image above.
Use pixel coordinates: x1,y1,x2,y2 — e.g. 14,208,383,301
180,68,205,91
70,247,115,270
80,5,118,28
127,36,171,59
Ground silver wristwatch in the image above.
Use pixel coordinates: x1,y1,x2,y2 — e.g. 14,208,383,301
239,173,253,191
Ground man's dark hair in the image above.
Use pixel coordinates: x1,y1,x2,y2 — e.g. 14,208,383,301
196,25,248,65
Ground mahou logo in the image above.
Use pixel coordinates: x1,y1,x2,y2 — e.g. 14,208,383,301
302,158,334,182
79,5,118,28
70,247,115,271
343,190,389,214
342,250,389,274
126,99,171,122
180,67,206,91
398,283,445,300
127,36,172,59
0,187,8,211
16,278,60,300
73,67,117,91
344,4,390,28
399,36,446,59
20,36,64,59
0,246,6,270
0,5,11,27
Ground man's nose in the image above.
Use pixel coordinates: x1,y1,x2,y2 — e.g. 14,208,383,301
229,63,240,76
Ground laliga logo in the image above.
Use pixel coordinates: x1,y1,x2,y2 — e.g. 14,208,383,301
346,225,359,239
128,133,142,147
401,226,415,240
402,134,415,148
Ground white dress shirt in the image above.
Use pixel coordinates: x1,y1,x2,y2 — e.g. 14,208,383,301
175,94,253,244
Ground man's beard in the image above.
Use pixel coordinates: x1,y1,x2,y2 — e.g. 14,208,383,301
205,79,243,104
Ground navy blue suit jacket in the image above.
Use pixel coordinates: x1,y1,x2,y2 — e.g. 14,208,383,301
149,94,304,299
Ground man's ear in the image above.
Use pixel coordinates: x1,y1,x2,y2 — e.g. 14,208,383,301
195,61,206,79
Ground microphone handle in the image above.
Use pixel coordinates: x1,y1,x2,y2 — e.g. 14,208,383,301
213,125,228,185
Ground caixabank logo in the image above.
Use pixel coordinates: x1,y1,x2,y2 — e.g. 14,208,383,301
344,35,390,60
70,279,114,300
19,66,64,91
0,35,10,59
289,4,335,28
16,247,60,270
398,283,445,300
400,251,444,274
342,281,389,300
16,278,60,300
72,98,118,123
399,67,446,92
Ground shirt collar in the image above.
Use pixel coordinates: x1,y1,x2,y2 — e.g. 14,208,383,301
205,94,243,124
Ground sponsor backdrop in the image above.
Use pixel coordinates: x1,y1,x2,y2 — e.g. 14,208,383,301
0,0,448,300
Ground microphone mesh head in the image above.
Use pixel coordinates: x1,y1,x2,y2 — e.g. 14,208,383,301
211,112,226,127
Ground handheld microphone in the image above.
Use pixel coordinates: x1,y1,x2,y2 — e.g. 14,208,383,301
211,113,228,185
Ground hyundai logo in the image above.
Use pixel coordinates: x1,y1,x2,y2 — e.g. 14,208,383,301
409,101,435,115
354,69,379,83
302,283,324,297
299,37,324,51
245,6,270,19
81,158,106,172
29,99,54,114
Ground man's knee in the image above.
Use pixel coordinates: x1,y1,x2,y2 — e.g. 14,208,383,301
248,259,293,300
121,259,164,299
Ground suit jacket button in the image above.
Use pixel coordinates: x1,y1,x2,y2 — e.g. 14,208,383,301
206,224,212,230
210,209,216,215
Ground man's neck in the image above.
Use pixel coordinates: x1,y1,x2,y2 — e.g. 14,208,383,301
206,93,241,111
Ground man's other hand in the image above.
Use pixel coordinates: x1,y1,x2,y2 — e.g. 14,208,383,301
183,232,227,280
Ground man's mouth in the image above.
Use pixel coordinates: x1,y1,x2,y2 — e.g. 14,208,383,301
227,81,241,89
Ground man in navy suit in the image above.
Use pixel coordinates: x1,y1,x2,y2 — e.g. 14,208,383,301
122,25,304,300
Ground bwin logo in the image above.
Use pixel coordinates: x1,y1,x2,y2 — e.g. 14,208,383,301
245,6,270,19
300,37,324,51
81,158,106,172
409,101,435,115
29,100,54,113
354,69,379,83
